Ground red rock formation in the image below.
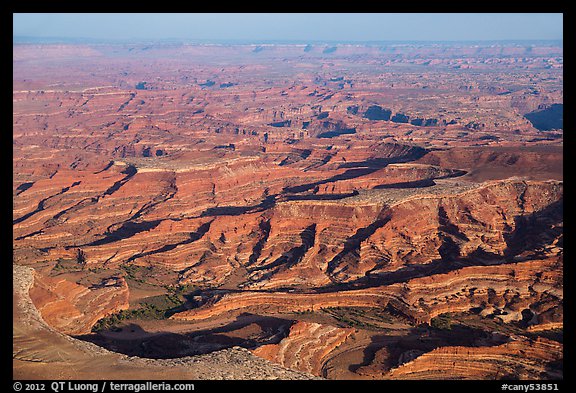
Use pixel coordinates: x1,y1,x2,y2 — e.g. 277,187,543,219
13,41,562,380
171,290,392,322
28,271,129,335
172,255,562,329
385,337,562,380
417,146,563,181
253,321,354,376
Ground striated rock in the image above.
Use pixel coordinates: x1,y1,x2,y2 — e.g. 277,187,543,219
171,290,392,322
13,41,562,380
28,271,130,335
417,145,563,182
385,257,563,325
253,321,354,376
171,257,562,329
385,337,562,380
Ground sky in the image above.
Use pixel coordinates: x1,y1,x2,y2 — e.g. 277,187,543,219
13,13,563,43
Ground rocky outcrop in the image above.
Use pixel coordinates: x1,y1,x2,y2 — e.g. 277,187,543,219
417,146,563,181
385,337,562,380
253,321,354,376
28,271,130,335
315,163,464,194
386,257,563,325
171,290,392,322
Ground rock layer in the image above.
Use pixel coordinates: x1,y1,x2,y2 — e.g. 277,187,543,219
29,272,129,335
385,337,562,380
253,321,354,376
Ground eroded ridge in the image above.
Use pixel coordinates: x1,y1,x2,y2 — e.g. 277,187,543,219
253,321,355,376
385,337,562,380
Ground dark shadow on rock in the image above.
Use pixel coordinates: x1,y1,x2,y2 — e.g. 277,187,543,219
125,221,213,263
75,313,294,360
15,181,35,195
326,211,392,276
248,224,316,280
373,179,436,189
348,322,500,376
503,198,563,259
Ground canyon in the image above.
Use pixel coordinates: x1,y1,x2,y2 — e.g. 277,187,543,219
13,41,562,380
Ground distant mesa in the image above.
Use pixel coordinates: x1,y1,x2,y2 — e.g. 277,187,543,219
362,107,439,127
478,134,500,141
214,143,236,151
408,114,438,127
465,121,483,131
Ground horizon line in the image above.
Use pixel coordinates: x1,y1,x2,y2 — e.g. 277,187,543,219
13,35,564,46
